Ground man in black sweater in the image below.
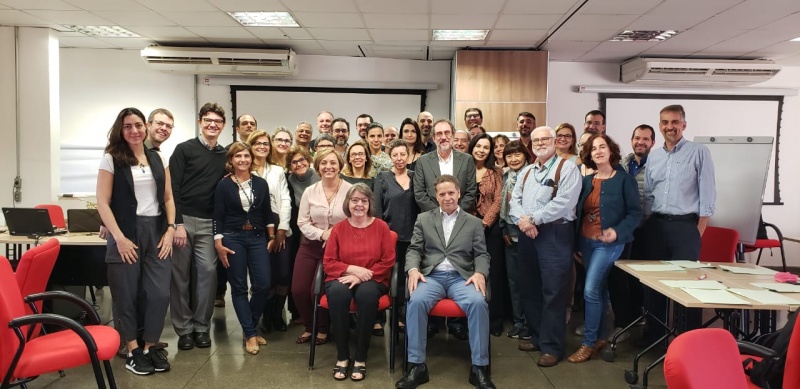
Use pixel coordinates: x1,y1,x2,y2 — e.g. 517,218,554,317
169,102,228,350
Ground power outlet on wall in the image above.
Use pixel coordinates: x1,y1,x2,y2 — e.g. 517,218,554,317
13,176,21,202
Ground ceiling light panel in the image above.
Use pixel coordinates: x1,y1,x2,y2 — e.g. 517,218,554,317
63,25,140,37
610,30,678,42
228,11,299,27
432,29,488,41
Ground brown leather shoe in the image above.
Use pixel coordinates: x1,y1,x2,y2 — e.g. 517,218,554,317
592,340,608,357
537,353,559,367
518,339,540,352
567,345,594,363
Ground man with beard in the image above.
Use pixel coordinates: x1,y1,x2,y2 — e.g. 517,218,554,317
356,113,373,140
453,129,471,153
309,110,333,150
516,112,536,158
331,117,350,158
509,126,581,367
584,110,606,135
640,105,716,344
464,108,483,130
418,111,436,153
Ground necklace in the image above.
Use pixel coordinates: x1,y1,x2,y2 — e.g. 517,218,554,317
324,179,342,204
351,223,367,239
232,174,254,207
138,162,145,173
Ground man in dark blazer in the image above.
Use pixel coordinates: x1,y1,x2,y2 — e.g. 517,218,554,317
395,175,495,389
413,119,477,214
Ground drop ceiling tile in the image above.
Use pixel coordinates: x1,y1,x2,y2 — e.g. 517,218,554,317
59,35,117,48
363,13,428,29
64,0,149,11
563,14,640,30
25,10,114,25
204,0,286,12
369,29,428,41
0,0,78,10
307,28,370,41
245,27,289,40
206,38,265,46
430,14,495,30
134,0,218,12
641,29,747,55
692,0,800,31
285,40,324,51
317,40,371,50
354,0,428,14
759,12,800,32
368,40,428,46
629,0,741,30
551,28,619,42
93,11,175,26
324,49,362,57
294,12,363,28
548,51,587,61
281,28,313,40
162,12,240,27
98,37,154,49
124,26,201,39
185,26,256,39
542,40,600,51
283,0,357,13
431,0,502,15
489,29,547,42
579,0,664,15
699,29,800,55
592,40,660,54
0,10,52,25
151,37,211,45
495,14,561,29
745,41,800,58
503,0,578,14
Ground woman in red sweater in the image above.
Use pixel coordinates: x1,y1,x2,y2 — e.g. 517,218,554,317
323,182,395,381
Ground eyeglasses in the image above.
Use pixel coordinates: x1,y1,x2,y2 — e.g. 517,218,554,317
152,120,174,130
466,114,481,119
333,129,348,134
252,141,270,147
532,137,553,144
556,134,573,139
202,117,224,125
274,138,291,144
350,152,366,158
290,158,307,166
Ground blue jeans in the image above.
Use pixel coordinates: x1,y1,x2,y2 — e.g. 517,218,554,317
579,237,624,346
223,230,271,339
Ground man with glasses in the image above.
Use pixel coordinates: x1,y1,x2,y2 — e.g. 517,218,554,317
332,117,350,158
516,112,537,158
584,110,606,135
144,108,174,152
356,113,373,140
509,126,581,367
169,102,228,351
309,111,334,150
464,108,483,130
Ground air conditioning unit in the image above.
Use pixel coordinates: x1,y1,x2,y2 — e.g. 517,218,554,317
140,46,297,77
620,57,781,86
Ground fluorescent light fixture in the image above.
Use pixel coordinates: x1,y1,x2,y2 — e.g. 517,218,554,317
610,30,678,42
432,30,488,41
228,11,299,27
63,25,140,38
791,36,800,42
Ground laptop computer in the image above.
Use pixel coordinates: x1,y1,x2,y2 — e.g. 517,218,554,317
67,209,102,233
3,207,57,236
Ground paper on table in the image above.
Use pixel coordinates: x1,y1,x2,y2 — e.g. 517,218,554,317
751,283,800,293
728,288,800,305
681,288,751,305
660,280,727,290
628,264,685,272
718,265,777,275
665,260,715,269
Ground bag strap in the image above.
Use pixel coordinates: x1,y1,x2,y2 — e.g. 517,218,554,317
521,169,532,187
551,159,567,199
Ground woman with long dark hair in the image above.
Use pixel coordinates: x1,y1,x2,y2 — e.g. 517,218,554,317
400,118,424,171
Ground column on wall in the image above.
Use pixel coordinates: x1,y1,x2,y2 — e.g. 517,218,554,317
453,50,548,133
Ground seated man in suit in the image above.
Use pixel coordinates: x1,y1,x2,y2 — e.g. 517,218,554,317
395,175,495,389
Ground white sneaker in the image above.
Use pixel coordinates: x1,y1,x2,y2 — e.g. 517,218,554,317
574,325,585,336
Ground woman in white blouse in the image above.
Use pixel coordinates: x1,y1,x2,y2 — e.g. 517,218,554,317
247,130,293,332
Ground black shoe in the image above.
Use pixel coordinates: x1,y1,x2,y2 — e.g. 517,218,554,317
260,317,273,334
177,334,194,350
272,316,288,332
395,363,429,389
194,332,211,348
427,325,438,339
147,348,170,372
468,365,496,389
450,326,469,341
125,348,155,375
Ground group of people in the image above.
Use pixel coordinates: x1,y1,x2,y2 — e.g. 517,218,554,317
94,102,715,389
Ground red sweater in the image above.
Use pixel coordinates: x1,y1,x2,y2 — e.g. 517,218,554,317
323,218,395,286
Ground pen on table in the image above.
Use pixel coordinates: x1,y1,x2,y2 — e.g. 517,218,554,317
698,274,707,280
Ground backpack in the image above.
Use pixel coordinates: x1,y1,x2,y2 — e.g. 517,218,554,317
743,311,797,388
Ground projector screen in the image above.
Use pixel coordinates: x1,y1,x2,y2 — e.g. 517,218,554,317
231,86,426,146
601,94,784,204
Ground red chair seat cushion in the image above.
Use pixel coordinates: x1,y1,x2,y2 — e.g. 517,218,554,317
14,325,120,378
319,294,391,312
745,239,781,249
429,299,466,317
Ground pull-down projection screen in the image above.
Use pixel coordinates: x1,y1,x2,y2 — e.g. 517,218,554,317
601,94,784,205
231,86,427,147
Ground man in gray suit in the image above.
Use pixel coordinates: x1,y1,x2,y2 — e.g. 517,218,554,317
413,119,477,214
395,175,495,389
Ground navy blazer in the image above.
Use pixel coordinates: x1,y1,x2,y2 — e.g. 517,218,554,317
213,175,277,235
575,166,642,244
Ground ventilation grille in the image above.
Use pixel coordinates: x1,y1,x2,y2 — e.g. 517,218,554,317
217,58,285,66
649,67,710,75
712,68,781,76
143,56,213,65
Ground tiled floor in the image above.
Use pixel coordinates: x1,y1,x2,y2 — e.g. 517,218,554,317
28,288,668,389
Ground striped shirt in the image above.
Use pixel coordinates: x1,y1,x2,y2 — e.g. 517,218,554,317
643,137,716,217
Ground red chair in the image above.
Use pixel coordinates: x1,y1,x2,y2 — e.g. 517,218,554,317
34,204,66,229
744,221,787,272
309,231,399,372
14,238,61,339
739,312,800,389
700,226,739,263
665,328,749,388
0,257,119,389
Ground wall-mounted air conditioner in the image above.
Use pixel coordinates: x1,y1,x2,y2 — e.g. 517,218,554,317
140,46,297,77
621,57,781,86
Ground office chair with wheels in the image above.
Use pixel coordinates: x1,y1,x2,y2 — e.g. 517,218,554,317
34,204,66,229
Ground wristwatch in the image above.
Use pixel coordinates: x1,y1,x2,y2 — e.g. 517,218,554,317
167,224,177,229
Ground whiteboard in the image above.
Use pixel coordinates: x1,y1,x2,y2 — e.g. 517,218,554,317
232,87,425,146
602,95,783,204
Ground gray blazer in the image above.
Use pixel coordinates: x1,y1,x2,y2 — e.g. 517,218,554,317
412,150,477,213
405,208,490,281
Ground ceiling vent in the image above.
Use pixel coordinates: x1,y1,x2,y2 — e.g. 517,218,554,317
141,46,296,77
621,57,781,86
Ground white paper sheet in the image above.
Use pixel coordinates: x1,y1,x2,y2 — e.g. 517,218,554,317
681,288,752,305
728,288,800,305
751,283,800,293
718,265,778,275
664,260,716,269
660,280,727,290
628,264,686,272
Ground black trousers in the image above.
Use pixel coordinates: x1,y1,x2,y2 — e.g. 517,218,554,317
639,216,702,339
486,223,508,328
326,280,388,362
608,227,645,328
